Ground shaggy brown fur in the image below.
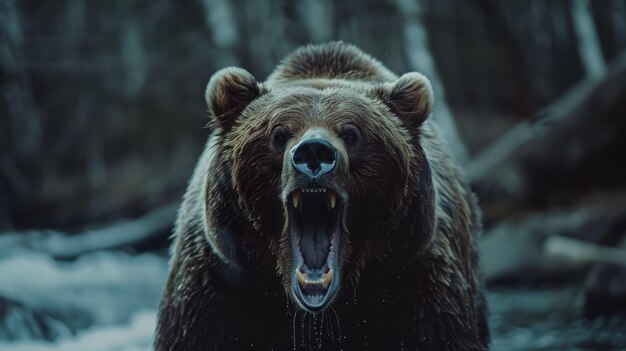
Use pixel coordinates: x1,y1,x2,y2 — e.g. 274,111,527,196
154,41,488,351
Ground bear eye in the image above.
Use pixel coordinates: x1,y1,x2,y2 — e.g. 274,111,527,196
271,126,292,149
339,124,361,146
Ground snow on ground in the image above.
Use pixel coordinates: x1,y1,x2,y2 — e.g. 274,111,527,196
0,310,155,351
0,251,167,326
0,249,168,349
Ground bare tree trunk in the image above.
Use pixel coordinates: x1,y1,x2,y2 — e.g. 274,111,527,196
612,0,626,48
202,0,239,66
571,0,606,79
394,0,469,166
121,20,147,97
298,0,334,43
0,0,42,173
473,0,535,114
243,0,289,75
469,50,626,209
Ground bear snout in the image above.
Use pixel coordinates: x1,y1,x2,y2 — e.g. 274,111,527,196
290,137,337,178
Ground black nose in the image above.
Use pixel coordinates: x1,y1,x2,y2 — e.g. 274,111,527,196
290,138,337,178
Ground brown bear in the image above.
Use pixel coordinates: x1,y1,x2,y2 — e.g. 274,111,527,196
154,41,488,351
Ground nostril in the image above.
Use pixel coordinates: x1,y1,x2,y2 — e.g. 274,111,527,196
291,138,337,177
293,147,310,164
317,145,336,164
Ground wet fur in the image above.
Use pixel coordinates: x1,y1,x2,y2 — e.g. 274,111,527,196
155,41,488,350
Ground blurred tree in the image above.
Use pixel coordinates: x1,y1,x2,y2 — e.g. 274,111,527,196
0,0,625,235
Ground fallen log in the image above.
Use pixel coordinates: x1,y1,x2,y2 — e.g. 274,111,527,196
544,235,626,267
469,50,626,183
480,204,626,284
468,50,626,221
0,201,178,259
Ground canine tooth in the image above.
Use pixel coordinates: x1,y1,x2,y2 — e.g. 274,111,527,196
323,269,333,288
296,270,306,285
328,191,337,209
292,190,301,208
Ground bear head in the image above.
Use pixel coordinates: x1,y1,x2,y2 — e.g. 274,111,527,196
204,64,435,312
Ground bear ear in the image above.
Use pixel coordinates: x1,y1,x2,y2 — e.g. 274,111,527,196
205,67,264,131
373,72,434,131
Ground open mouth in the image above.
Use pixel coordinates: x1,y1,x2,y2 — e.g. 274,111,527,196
288,187,342,311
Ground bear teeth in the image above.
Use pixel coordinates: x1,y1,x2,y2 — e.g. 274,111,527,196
292,190,301,208
322,269,333,288
328,191,336,209
302,187,326,193
294,188,336,207
296,270,306,285
296,268,333,288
